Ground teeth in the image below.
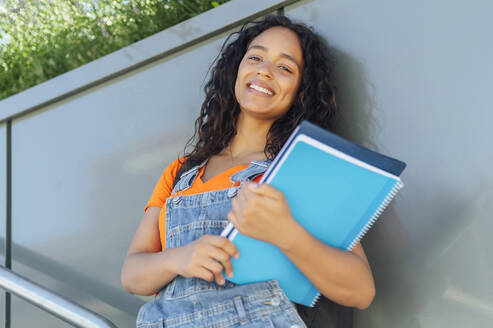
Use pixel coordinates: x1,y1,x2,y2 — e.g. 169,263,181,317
249,84,273,95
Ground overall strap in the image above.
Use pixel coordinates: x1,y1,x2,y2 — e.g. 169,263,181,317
172,158,191,190
173,158,273,189
230,159,272,184
172,157,207,190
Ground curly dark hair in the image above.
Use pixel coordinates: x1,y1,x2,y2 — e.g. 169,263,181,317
181,14,337,168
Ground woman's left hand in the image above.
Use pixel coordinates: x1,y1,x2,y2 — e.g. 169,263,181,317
227,182,297,248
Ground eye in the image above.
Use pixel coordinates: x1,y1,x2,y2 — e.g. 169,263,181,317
247,55,293,73
279,65,293,73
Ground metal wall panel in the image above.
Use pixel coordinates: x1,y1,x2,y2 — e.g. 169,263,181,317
10,30,240,327
286,1,493,327
5,0,492,326
0,123,6,325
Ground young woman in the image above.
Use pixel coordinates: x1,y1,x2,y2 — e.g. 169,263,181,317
121,15,375,328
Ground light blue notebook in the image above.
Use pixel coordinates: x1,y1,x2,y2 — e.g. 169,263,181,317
221,121,406,307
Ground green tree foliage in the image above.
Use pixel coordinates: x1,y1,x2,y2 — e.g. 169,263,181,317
0,0,228,101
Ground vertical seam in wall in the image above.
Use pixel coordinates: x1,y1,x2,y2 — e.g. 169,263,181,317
5,119,12,328
277,7,285,15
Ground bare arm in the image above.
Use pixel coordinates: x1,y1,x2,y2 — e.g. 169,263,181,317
229,183,375,309
121,207,240,296
278,221,375,310
121,207,179,296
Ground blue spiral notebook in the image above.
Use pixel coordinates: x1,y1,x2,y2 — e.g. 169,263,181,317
220,121,406,307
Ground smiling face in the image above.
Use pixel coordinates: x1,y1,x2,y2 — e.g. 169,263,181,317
234,26,304,122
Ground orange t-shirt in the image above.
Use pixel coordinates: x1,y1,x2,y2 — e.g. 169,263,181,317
145,158,262,250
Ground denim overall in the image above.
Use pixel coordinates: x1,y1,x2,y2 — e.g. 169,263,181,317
136,159,307,328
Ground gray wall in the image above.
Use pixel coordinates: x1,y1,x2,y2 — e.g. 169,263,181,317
8,32,232,328
0,123,5,324
286,0,493,327
1,0,492,327
0,1,290,327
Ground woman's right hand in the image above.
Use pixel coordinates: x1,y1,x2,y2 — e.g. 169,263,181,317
173,235,239,285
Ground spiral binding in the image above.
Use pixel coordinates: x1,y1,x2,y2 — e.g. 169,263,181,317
347,180,404,251
311,292,322,307
308,180,404,307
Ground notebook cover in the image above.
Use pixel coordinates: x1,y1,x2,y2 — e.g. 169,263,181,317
223,121,406,306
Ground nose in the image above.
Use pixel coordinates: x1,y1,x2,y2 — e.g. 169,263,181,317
256,61,273,79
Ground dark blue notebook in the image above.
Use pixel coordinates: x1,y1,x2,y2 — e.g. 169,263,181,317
221,121,406,307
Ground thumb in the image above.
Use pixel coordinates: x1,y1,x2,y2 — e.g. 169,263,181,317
246,182,280,199
247,182,260,191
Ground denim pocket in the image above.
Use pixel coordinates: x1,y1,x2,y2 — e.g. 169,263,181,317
164,276,236,300
167,219,228,249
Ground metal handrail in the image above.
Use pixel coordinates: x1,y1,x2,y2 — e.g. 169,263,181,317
0,266,118,328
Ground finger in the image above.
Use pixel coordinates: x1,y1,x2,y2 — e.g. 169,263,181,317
202,235,239,258
247,182,284,200
237,184,252,205
222,255,234,279
238,182,252,199
228,211,239,232
201,257,226,285
194,266,215,283
232,187,250,215
202,243,234,278
239,186,265,215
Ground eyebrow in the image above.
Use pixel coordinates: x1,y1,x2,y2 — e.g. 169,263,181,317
247,45,302,71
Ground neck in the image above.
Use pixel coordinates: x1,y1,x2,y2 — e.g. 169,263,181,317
227,113,272,160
